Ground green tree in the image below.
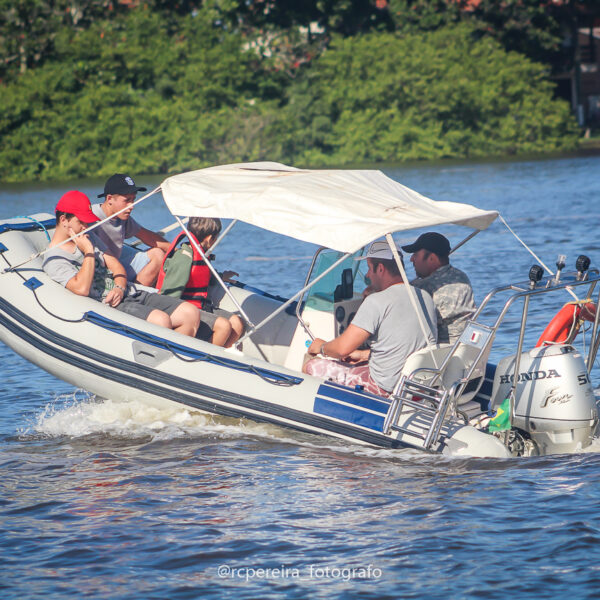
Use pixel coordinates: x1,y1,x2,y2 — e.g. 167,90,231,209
387,0,461,32
278,24,579,164
219,0,393,34
388,1,600,69
0,0,133,80
0,9,582,182
0,0,59,77
0,6,284,180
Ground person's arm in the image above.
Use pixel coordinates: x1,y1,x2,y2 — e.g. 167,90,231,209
219,270,239,283
65,229,96,297
345,348,371,364
103,253,127,307
136,227,170,253
307,324,370,360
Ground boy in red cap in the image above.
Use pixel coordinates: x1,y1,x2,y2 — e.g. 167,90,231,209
43,190,200,336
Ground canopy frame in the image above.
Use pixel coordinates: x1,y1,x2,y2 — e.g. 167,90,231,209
160,162,499,255
236,251,353,346
157,163,498,349
173,216,255,330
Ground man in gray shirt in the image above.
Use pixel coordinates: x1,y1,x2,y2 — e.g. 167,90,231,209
402,232,476,344
90,173,170,287
303,241,437,396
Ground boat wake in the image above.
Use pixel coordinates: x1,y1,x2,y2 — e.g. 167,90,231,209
577,436,600,453
24,391,424,459
27,391,283,442
26,392,600,461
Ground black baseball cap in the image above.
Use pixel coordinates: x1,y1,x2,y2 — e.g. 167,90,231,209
98,173,147,198
402,232,451,257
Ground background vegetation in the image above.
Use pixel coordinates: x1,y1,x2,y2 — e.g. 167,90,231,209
0,0,593,182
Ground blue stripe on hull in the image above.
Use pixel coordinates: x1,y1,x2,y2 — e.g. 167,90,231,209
313,397,385,432
317,382,390,415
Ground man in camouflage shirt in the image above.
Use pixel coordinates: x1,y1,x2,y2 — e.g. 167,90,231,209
402,232,476,343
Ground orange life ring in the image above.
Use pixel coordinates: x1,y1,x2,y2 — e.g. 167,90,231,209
536,301,596,347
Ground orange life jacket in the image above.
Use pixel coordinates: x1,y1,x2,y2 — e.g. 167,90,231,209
156,231,211,309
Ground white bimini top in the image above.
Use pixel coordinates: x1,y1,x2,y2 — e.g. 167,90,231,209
160,162,498,253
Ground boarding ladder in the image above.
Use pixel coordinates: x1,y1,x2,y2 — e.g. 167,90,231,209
383,322,495,450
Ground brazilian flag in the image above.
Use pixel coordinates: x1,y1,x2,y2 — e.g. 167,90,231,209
488,398,511,432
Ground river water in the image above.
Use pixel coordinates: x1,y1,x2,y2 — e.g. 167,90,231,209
2,156,600,599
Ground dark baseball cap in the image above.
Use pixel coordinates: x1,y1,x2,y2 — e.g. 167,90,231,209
402,232,451,257
98,173,147,198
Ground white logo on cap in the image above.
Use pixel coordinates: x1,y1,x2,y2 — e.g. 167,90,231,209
125,176,134,186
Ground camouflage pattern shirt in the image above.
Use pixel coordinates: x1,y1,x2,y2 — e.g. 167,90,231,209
411,264,476,343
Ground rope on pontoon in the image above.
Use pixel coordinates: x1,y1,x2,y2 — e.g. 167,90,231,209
10,216,51,242
0,252,87,323
0,247,299,386
82,311,302,386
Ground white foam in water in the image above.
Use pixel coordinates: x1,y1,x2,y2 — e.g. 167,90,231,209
577,437,600,453
31,391,281,441
37,389,594,460
27,391,423,459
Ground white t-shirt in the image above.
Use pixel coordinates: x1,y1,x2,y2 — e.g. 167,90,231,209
351,284,437,391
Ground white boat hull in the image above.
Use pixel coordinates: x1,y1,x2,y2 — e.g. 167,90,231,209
0,217,510,458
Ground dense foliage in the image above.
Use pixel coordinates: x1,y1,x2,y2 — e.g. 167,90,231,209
278,25,579,164
0,1,586,182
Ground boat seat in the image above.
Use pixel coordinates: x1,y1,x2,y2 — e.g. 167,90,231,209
402,344,457,387
401,323,494,406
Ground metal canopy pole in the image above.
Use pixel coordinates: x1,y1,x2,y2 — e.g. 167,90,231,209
174,216,255,329
449,230,481,255
237,252,352,345
2,186,162,274
385,233,438,369
208,219,238,254
508,295,531,425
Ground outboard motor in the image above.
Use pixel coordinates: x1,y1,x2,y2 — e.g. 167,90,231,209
489,345,598,454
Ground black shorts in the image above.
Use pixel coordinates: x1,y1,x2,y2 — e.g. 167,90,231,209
116,290,185,320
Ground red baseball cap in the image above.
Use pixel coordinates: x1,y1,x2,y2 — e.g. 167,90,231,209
55,191,100,224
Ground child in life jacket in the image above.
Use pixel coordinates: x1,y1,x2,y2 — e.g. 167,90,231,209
157,217,244,348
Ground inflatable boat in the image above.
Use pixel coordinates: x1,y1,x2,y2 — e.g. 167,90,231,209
0,162,598,458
